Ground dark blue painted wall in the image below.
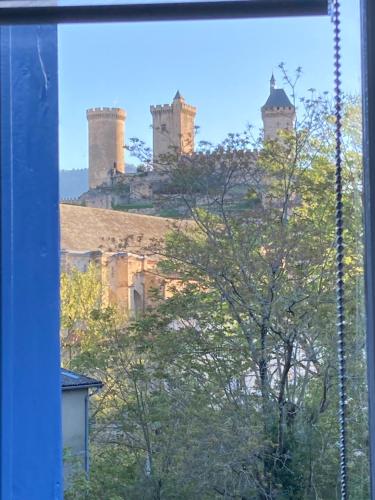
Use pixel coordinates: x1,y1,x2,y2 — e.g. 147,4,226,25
1,25,62,499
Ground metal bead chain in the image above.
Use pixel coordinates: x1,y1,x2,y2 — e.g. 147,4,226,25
332,0,348,497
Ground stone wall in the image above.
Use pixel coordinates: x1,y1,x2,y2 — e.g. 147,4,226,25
261,106,295,140
62,248,176,317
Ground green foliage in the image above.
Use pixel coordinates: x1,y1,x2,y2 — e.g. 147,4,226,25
157,208,184,218
60,262,124,367
64,93,369,499
112,202,154,211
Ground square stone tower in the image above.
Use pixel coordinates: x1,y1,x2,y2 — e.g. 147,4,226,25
261,75,296,140
87,107,126,189
150,91,196,168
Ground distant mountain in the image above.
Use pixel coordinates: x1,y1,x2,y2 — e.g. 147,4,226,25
59,169,88,199
59,165,138,199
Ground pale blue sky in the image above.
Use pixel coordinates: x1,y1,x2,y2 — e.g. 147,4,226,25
58,0,361,170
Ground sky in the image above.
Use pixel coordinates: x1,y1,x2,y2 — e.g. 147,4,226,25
58,0,361,171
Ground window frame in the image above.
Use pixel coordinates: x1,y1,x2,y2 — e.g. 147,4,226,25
0,24,61,499
4,1,375,498
0,1,328,24
361,0,375,495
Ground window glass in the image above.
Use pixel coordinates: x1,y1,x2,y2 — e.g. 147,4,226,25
58,3,368,498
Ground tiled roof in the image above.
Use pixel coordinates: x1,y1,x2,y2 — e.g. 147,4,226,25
262,88,293,109
61,368,103,391
60,204,185,254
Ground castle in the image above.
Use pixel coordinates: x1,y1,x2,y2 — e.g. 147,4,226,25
61,76,295,319
76,75,295,210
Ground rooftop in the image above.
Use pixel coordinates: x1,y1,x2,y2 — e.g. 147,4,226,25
262,88,294,109
61,368,102,391
174,90,184,101
60,204,190,254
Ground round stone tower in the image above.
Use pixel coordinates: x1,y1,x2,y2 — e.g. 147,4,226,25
261,75,295,140
87,107,126,189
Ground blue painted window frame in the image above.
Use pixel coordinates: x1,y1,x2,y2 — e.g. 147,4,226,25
0,25,62,499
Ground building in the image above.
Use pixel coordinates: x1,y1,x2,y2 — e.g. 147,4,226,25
60,204,189,315
150,90,197,166
261,74,296,140
74,77,294,209
62,368,102,486
61,77,294,315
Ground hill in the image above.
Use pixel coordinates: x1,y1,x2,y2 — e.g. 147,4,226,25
59,165,138,199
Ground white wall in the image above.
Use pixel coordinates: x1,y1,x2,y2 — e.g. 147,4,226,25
62,389,88,487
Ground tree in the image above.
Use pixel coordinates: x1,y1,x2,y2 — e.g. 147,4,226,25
140,91,366,497
65,85,368,498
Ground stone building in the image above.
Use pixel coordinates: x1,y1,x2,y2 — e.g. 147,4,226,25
79,92,196,209
60,204,189,316
61,77,295,315
150,91,197,166
77,78,294,209
261,74,296,140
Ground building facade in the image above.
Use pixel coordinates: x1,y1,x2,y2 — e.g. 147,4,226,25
60,204,187,317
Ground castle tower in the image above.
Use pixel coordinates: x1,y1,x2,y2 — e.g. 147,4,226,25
87,107,126,189
150,91,197,166
261,75,295,140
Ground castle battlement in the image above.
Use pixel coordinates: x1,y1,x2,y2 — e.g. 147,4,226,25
261,105,294,113
87,107,126,120
150,104,173,113
180,103,197,115
150,103,196,115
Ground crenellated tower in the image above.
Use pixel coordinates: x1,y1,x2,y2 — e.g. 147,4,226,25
261,75,295,140
150,91,196,166
87,107,126,189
